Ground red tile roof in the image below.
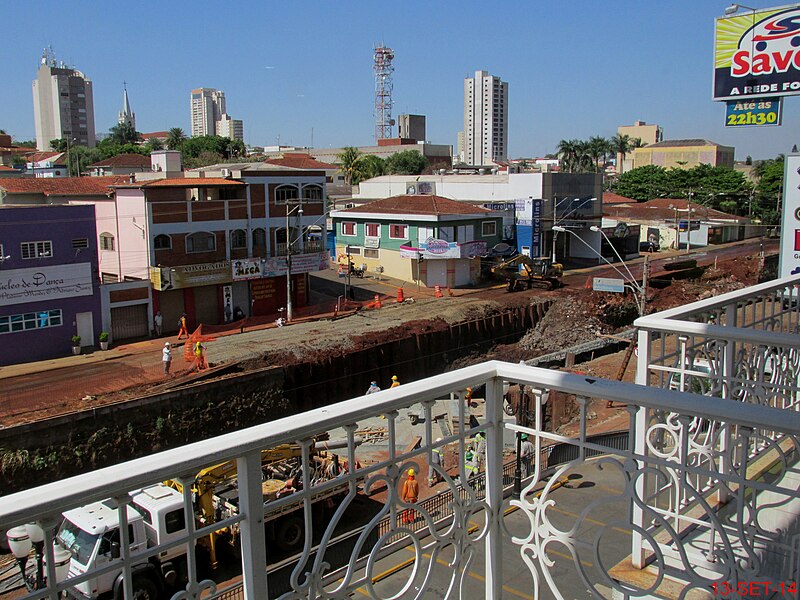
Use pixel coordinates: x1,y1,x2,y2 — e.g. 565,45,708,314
603,192,637,204
264,153,338,170
0,176,128,196
26,151,66,164
0,166,19,171
604,198,748,222
88,153,151,168
340,194,492,216
137,177,245,187
139,131,169,140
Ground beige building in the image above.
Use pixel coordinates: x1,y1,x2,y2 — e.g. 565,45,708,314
617,120,662,172
216,114,244,142
190,88,226,137
632,139,735,170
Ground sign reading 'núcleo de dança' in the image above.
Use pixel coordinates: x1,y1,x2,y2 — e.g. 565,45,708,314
713,4,800,101
0,263,94,307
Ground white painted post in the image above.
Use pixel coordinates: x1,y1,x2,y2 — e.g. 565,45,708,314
484,375,505,598
632,327,651,568
236,450,269,598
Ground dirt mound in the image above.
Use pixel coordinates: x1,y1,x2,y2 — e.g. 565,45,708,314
518,296,607,355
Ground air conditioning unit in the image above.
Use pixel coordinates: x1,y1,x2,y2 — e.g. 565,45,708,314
221,168,231,178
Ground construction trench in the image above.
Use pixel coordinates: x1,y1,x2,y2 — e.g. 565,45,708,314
0,301,570,493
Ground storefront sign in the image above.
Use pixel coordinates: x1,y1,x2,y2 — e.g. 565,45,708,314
222,285,233,322
459,241,488,258
232,258,263,281
149,261,232,291
531,199,542,257
0,263,93,306
725,97,783,126
399,246,420,259
250,278,278,301
262,252,329,277
364,238,380,248
714,5,800,101
406,181,436,195
420,238,460,259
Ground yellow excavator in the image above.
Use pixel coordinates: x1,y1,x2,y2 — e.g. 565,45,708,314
167,437,360,566
491,254,563,291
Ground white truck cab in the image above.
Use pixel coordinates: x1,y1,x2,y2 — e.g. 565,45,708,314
58,484,187,599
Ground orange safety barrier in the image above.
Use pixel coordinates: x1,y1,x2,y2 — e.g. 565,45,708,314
397,287,405,303
434,285,443,298
373,294,382,309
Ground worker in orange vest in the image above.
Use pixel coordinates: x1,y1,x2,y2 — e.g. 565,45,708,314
390,375,400,388
401,468,419,523
177,313,189,340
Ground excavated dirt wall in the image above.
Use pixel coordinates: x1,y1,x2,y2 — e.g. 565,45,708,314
0,302,551,493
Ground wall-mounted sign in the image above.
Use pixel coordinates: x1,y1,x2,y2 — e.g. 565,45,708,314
459,240,488,258
778,154,800,279
150,262,232,291
406,181,436,195
399,246,420,259
261,252,329,277
222,284,233,322
725,97,783,127
714,5,800,101
232,259,264,281
0,263,93,306
364,238,380,249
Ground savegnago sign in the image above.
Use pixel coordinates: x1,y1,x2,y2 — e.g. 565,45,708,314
713,4,800,100
0,263,94,307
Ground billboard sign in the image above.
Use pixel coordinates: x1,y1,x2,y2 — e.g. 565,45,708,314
713,4,800,101
232,259,264,281
779,154,800,279
0,263,94,306
725,97,783,126
150,262,231,291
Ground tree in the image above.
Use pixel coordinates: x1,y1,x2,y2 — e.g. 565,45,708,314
144,138,164,152
337,146,362,185
50,139,69,152
357,154,386,180
588,136,611,172
184,151,225,169
181,136,229,160
166,128,186,150
612,165,671,201
556,139,580,173
610,134,632,174
385,150,427,175
224,138,246,159
16,140,36,148
108,122,140,145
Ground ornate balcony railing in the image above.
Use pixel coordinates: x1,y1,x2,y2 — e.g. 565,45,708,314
1,347,798,598
273,240,324,257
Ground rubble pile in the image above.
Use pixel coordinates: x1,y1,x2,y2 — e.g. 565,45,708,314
517,296,606,355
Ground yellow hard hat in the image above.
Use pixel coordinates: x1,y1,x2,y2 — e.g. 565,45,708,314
392,375,398,381
466,387,472,392
408,468,415,476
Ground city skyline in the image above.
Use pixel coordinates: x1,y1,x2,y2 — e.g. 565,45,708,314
3,1,798,159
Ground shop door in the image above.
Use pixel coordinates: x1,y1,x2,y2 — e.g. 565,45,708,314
159,290,184,334
425,261,447,287
111,304,149,341
194,286,220,326
76,312,94,347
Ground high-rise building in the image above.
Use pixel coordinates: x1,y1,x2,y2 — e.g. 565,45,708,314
118,83,135,130
397,114,425,143
463,70,508,166
32,48,96,150
190,88,226,137
216,114,244,142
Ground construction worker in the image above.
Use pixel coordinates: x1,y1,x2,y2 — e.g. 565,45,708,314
177,313,189,340
162,342,172,377
464,449,479,487
520,433,534,477
465,387,473,403
365,381,381,395
473,431,486,471
401,468,419,523
390,375,400,388
193,340,208,371
428,439,443,486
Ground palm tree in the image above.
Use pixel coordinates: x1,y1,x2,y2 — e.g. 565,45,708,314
337,146,362,186
166,128,186,150
556,139,579,173
611,134,632,175
588,136,611,172
575,140,594,173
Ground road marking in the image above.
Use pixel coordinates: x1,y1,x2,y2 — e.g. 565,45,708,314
548,506,631,536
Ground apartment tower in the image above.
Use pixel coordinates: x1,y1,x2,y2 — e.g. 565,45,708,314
463,70,508,166
190,88,226,137
32,48,96,150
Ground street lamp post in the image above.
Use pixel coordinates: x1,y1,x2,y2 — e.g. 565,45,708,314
6,523,71,595
285,203,304,322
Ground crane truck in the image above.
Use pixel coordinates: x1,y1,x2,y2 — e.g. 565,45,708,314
55,440,359,599
490,254,563,291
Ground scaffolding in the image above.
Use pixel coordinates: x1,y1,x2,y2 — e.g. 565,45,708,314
373,44,395,140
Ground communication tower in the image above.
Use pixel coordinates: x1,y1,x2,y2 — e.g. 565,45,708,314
373,44,395,140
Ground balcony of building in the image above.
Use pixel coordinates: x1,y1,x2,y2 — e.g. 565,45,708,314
0,275,798,599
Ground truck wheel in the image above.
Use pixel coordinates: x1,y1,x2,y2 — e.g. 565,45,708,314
131,577,159,600
276,516,304,551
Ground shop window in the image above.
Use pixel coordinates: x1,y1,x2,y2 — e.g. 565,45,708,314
341,222,356,236
21,240,53,259
389,224,407,239
365,223,380,238
364,249,379,259
482,221,497,237
0,309,62,334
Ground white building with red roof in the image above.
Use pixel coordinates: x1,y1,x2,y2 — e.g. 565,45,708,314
331,194,504,287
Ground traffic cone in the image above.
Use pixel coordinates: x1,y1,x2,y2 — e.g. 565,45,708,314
585,277,592,290
397,287,405,303
374,294,381,308
447,287,453,297
434,285,443,298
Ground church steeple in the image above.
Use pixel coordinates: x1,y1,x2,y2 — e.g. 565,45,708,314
118,82,136,130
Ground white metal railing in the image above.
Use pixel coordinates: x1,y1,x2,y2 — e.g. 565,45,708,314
632,273,800,584
1,356,799,599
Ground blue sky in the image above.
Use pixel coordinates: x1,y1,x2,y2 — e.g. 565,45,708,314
3,1,798,160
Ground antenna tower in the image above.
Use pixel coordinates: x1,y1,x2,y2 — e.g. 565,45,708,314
373,44,395,140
